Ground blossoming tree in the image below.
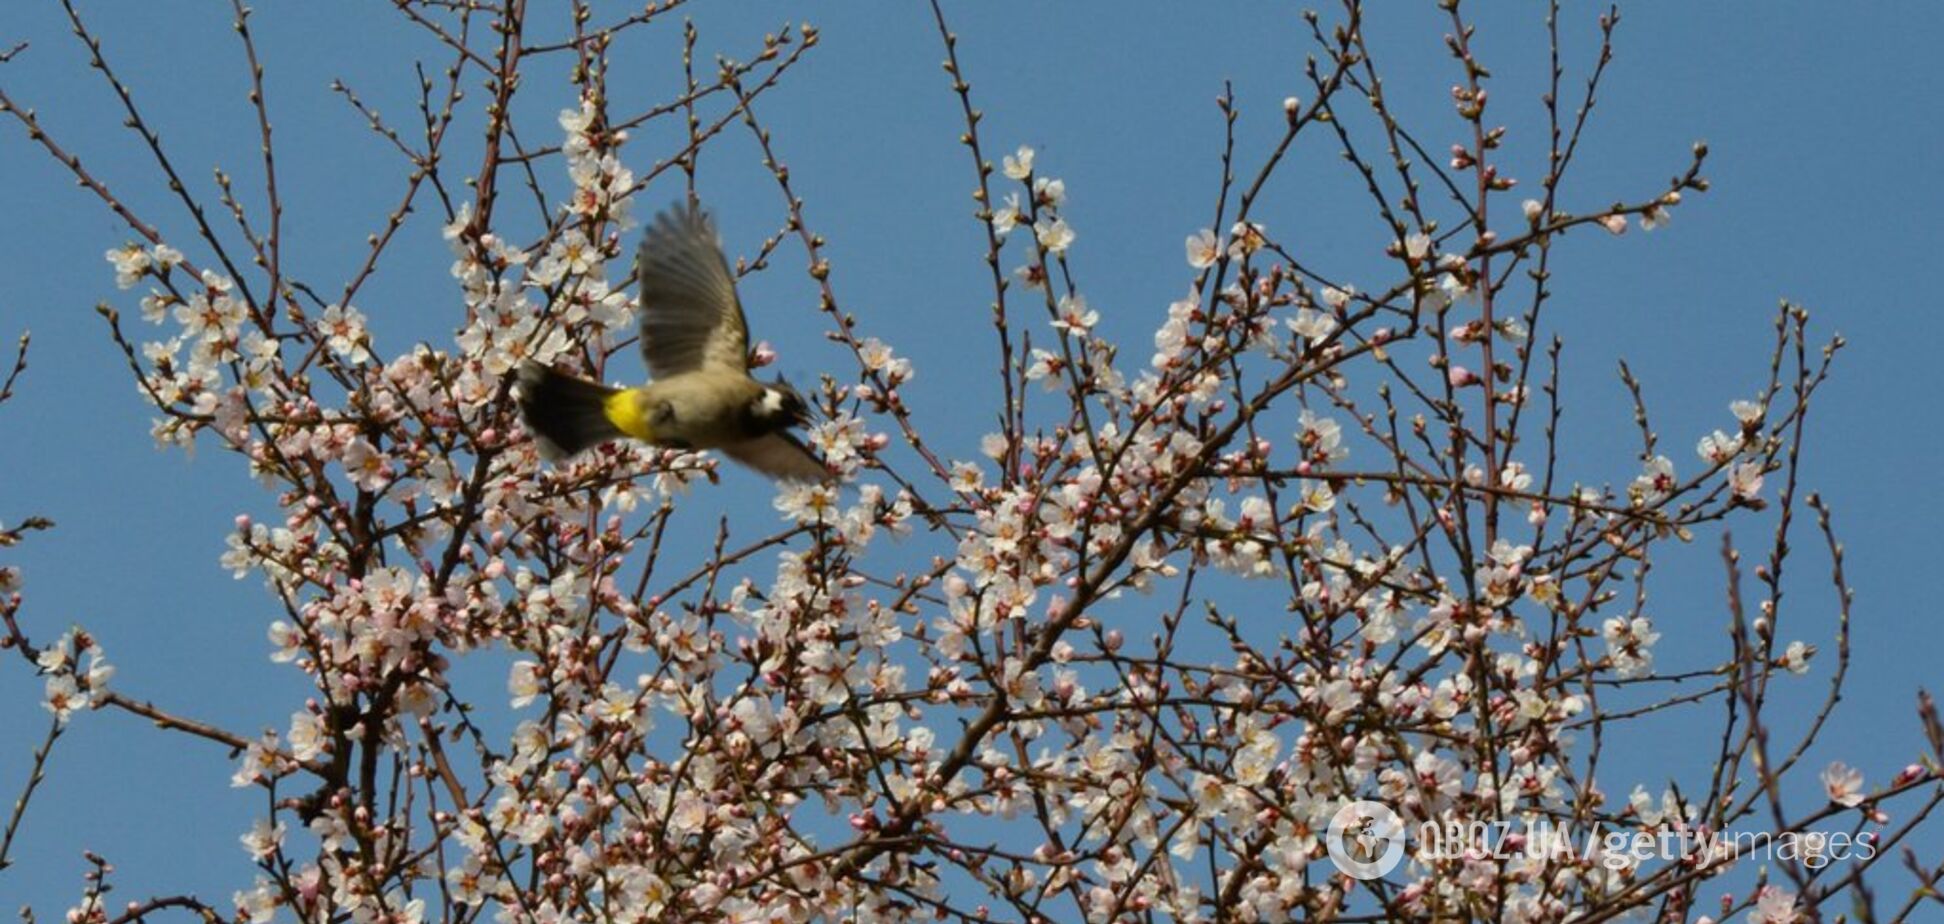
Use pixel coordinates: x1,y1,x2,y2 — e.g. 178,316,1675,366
2,2,1939,922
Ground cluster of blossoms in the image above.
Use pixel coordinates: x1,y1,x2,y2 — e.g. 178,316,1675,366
2,4,1935,924
34,627,114,726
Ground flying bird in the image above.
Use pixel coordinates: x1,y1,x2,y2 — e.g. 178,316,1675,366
516,204,829,482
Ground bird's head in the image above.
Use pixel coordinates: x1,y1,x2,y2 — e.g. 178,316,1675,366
751,379,811,430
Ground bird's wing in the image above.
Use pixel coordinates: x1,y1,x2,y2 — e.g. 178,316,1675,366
636,205,750,378
719,432,830,483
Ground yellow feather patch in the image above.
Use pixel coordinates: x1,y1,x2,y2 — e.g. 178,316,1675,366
602,389,653,441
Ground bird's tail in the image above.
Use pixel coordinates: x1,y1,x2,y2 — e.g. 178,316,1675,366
515,361,625,461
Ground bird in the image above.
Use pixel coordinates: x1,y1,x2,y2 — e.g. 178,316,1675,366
515,204,829,482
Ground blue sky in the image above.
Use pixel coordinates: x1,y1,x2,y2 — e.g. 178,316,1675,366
1,1,1939,915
